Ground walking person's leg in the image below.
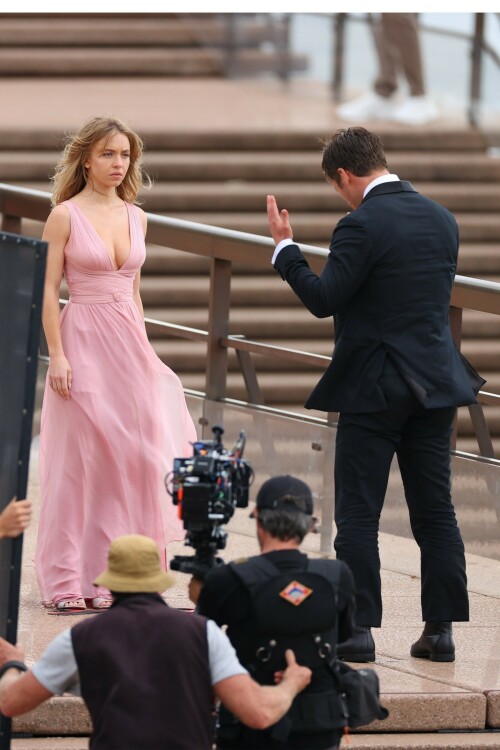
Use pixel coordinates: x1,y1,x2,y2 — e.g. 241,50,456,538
379,13,425,97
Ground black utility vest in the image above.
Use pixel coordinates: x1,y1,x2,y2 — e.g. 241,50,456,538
71,593,213,750
225,556,346,742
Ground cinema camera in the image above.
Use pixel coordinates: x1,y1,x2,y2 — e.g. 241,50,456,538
167,426,254,579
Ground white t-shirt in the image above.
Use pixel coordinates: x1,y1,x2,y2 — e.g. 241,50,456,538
32,619,247,697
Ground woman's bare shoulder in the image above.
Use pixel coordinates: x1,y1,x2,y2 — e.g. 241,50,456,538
43,203,71,239
49,203,71,219
134,205,148,235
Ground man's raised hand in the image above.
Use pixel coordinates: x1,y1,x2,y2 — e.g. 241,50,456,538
267,195,293,245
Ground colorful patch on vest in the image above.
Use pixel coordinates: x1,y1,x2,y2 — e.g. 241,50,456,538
279,580,313,606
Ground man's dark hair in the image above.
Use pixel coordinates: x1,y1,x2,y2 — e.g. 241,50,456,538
256,508,313,543
321,127,388,184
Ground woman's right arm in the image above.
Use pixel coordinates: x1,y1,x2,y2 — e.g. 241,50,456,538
42,206,72,400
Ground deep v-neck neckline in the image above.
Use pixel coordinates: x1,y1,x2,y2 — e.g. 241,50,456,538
71,201,132,272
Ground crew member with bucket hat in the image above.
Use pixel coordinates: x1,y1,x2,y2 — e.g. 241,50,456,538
0,534,312,750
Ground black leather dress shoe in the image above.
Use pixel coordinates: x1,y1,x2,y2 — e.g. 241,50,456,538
410,621,455,662
336,626,375,663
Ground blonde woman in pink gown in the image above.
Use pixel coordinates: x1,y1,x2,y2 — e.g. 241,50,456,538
36,116,197,612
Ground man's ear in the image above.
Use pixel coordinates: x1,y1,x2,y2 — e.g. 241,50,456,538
336,167,349,188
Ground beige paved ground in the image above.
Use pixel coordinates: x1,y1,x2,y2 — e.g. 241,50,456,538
0,77,478,138
12,436,500,742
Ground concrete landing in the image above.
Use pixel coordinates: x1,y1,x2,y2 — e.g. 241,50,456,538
11,436,500,746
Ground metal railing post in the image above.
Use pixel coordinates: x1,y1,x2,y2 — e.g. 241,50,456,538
469,13,485,126
277,13,291,83
331,13,346,102
205,256,231,403
224,13,238,78
1,214,22,234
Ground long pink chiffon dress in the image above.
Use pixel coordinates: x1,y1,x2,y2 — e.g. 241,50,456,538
35,200,197,606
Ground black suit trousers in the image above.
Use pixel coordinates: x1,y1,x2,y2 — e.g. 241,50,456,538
333,365,469,627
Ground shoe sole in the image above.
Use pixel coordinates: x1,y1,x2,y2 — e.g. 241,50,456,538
338,653,375,663
47,609,96,616
411,651,455,662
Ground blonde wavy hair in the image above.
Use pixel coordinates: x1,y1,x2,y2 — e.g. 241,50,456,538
51,116,150,206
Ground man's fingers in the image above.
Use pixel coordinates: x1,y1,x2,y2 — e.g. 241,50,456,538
267,194,279,217
284,649,297,667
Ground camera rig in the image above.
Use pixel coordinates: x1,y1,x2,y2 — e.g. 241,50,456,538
166,425,253,579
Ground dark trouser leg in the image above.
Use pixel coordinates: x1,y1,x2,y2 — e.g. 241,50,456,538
334,411,401,627
397,406,469,622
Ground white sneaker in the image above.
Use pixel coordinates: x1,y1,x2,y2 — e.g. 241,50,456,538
391,96,438,125
337,91,398,122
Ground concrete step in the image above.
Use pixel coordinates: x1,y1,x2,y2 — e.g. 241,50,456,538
3,150,500,182
12,740,88,749
0,16,288,48
140,242,500,276
462,310,500,338
150,358,500,412
457,245,500,275
14,221,497,280
141,277,500,319
118,151,500,184
150,338,332,371
140,274,305,307
15,179,500,215
144,305,500,348
0,129,489,152
145,211,500,243
461,339,500,371
0,47,308,77
137,181,500,214
346,734,500,749
8,674,493,737
15,733,500,750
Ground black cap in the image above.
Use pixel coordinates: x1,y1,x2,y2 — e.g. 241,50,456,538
252,475,314,516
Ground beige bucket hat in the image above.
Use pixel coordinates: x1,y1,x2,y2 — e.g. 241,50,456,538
94,535,176,593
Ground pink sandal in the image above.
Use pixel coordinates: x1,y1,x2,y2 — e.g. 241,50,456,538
86,597,113,610
55,597,86,612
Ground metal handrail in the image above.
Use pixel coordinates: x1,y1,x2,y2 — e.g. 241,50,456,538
2,182,500,458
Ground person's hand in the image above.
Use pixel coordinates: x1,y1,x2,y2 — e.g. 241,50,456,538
48,354,72,400
0,638,24,667
277,649,311,693
188,576,203,605
0,499,32,539
267,195,293,245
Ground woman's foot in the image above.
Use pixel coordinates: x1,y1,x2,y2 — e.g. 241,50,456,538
86,597,113,610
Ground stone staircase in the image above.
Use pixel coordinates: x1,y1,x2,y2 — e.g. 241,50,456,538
3,128,499,454
0,13,307,77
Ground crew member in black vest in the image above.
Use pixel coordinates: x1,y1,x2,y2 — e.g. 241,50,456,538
267,127,484,663
194,474,356,750
0,534,312,750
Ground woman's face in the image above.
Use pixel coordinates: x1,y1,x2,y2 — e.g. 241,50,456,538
84,131,131,190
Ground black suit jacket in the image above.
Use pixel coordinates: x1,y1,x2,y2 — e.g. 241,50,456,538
274,181,483,413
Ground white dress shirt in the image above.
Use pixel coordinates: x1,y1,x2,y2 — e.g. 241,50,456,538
271,173,400,265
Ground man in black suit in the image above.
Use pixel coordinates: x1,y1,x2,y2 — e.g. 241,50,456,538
267,127,482,663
